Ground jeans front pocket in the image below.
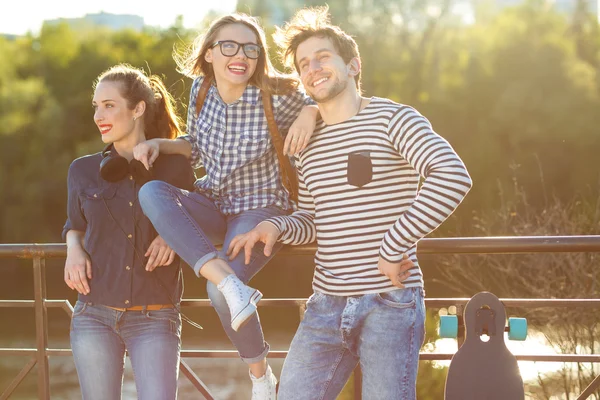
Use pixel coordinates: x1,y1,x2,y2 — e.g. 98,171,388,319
70,301,89,331
305,291,325,309
72,301,89,317
347,151,373,187
376,288,416,309
144,308,181,335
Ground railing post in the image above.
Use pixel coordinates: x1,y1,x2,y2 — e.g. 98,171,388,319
32,257,50,400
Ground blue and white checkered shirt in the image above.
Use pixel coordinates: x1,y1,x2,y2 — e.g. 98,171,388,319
179,76,313,215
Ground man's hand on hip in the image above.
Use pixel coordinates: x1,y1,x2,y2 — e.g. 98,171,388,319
377,254,415,288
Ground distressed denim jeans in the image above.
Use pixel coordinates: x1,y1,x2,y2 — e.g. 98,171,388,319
139,180,287,363
278,287,426,400
70,301,181,400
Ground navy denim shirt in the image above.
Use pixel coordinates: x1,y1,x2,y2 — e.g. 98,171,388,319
63,149,196,308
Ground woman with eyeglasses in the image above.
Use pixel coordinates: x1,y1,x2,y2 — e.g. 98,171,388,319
133,13,318,399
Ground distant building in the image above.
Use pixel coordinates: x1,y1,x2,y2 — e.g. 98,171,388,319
495,0,599,18
0,34,19,41
45,12,144,32
552,0,598,15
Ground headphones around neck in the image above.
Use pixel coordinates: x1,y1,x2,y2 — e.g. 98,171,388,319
99,144,153,184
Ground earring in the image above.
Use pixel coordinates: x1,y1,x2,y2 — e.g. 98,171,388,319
133,116,137,121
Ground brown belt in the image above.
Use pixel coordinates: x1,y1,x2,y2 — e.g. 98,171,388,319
106,304,173,312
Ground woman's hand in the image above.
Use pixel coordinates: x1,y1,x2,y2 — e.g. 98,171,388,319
64,244,92,295
133,139,160,170
145,235,176,271
284,105,319,156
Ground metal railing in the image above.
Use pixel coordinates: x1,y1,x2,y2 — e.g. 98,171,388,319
1,236,600,400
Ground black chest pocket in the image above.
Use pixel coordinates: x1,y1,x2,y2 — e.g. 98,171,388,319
347,152,373,187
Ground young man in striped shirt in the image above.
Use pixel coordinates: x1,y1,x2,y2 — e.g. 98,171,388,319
228,6,473,400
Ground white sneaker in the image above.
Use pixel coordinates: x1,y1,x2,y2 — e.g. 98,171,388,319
250,365,277,400
217,274,262,332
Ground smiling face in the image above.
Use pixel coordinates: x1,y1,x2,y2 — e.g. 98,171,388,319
204,23,259,90
296,36,357,103
92,80,138,145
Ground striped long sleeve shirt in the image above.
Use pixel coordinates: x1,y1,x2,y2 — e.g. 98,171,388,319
266,97,472,296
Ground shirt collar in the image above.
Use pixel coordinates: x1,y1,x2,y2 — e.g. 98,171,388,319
208,82,261,106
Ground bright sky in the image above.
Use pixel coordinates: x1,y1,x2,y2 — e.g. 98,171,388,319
0,0,239,35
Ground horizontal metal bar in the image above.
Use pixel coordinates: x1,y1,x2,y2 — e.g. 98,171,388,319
0,300,71,308
1,298,596,309
181,298,600,308
178,351,600,363
425,299,600,308
2,348,599,363
3,236,600,259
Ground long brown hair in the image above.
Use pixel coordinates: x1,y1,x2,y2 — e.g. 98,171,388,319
173,13,299,95
94,64,183,140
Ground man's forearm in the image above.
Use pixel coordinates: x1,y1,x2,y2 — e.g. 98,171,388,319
265,210,316,245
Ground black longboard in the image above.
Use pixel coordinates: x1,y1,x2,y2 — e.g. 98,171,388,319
444,291,525,400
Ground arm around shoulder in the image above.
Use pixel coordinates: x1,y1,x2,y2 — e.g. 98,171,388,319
152,153,196,191
133,138,192,170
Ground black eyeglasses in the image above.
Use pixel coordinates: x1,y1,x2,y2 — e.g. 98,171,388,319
210,40,261,59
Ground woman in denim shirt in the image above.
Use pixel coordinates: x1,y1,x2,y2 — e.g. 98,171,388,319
133,13,318,399
63,64,195,400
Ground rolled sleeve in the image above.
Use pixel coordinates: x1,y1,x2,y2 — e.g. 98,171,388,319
62,161,87,240
274,88,316,134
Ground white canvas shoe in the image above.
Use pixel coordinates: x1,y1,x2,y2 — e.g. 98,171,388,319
250,364,277,400
217,274,262,331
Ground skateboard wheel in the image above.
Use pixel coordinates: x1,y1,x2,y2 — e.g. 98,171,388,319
508,317,527,341
439,315,459,338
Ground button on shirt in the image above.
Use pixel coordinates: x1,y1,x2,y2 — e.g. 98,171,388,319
62,151,196,308
179,76,314,215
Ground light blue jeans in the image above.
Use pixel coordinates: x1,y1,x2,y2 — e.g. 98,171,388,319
70,301,181,400
278,287,426,400
138,180,287,363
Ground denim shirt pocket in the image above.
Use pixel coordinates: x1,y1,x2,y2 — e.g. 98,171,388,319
376,288,416,309
78,186,118,249
80,186,118,201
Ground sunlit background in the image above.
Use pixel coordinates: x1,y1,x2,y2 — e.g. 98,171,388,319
1,0,600,399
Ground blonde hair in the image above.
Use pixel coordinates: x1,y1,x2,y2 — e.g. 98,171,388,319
174,13,299,95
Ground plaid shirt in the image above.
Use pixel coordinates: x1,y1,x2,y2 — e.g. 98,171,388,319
179,76,313,215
